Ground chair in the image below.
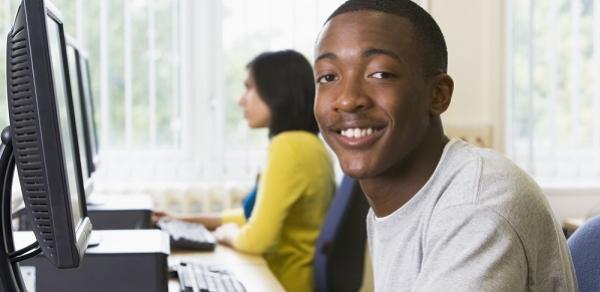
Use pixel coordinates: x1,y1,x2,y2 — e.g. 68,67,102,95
567,215,600,292
314,176,370,292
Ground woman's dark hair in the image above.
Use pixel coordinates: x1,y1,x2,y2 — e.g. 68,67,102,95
247,50,319,137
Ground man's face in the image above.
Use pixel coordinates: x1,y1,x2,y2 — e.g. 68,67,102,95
314,11,434,179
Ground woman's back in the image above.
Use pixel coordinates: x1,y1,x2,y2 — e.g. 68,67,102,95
232,131,335,292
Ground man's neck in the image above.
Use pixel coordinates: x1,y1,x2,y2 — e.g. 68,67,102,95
360,123,449,217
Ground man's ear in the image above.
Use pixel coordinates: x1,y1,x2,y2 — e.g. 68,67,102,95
430,73,453,116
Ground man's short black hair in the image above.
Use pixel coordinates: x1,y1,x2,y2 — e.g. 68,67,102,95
248,50,319,137
327,0,448,75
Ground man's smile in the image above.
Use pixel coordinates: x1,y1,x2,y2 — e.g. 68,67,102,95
326,119,388,149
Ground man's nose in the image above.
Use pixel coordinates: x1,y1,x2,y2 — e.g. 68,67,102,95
333,77,372,113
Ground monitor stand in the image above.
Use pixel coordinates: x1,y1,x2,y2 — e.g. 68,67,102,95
87,231,102,248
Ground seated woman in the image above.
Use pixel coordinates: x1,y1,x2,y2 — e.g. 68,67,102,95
157,50,335,292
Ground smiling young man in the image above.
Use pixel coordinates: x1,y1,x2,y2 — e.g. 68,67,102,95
313,0,577,291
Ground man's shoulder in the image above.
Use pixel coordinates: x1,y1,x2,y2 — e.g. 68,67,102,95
435,141,548,222
425,142,575,292
473,145,547,216
433,141,555,238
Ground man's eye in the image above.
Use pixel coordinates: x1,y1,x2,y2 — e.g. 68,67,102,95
370,72,396,79
316,74,337,84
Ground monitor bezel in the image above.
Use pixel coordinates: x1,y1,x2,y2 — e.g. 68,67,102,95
45,0,90,248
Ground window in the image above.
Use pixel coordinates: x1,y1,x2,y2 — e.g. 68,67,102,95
508,0,600,186
219,0,346,180
0,0,428,186
0,0,24,126
50,0,184,184
50,0,183,148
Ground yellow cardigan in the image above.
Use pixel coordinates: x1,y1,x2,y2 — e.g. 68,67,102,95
222,131,335,292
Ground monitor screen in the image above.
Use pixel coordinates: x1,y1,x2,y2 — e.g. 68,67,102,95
66,41,91,194
46,16,83,229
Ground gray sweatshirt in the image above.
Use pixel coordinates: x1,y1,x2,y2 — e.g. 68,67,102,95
367,139,577,292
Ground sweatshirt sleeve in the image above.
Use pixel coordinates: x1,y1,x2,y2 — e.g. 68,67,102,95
232,135,303,254
221,208,246,226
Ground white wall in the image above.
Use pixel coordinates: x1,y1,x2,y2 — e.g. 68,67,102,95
430,0,506,152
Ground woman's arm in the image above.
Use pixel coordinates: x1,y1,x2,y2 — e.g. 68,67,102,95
152,210,224,230
176,213,223,230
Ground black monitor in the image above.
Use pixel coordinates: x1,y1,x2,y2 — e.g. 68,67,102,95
77,51,99,174
0,1,92,289
65,37,94,196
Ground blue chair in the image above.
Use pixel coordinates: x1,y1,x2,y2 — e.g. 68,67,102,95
314,176,370,292
567,215,600,292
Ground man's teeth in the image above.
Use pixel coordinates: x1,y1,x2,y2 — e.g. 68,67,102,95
340,128,375,138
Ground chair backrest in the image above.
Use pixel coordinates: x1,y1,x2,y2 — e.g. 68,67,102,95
567,215,600,292
314,176,370,292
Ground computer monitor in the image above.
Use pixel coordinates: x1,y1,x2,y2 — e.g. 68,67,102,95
77,51,99,174
65,37,93,196
5,0,91,273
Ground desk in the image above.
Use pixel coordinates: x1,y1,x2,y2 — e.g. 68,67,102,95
168,245,285,291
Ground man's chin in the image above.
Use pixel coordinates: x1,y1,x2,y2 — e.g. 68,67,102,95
340,160,376,179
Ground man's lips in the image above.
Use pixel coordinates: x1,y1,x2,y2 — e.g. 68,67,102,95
328,124,387,149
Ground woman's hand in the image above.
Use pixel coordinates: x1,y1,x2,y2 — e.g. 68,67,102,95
213,223,240,247
152,210,171,226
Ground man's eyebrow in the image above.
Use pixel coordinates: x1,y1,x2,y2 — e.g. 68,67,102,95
363,48,407,65
315,48,407,65
315,52,336,62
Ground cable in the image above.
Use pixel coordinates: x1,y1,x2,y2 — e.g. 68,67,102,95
10,246,42,263
8,241,38,258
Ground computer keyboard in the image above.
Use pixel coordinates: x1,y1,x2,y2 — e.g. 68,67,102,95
174,261,246,292
157,218,216,251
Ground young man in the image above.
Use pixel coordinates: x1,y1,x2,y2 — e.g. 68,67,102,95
313,0,577,291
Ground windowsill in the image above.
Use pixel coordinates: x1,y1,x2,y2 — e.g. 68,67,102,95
540,186,600,223
541,185,600,197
